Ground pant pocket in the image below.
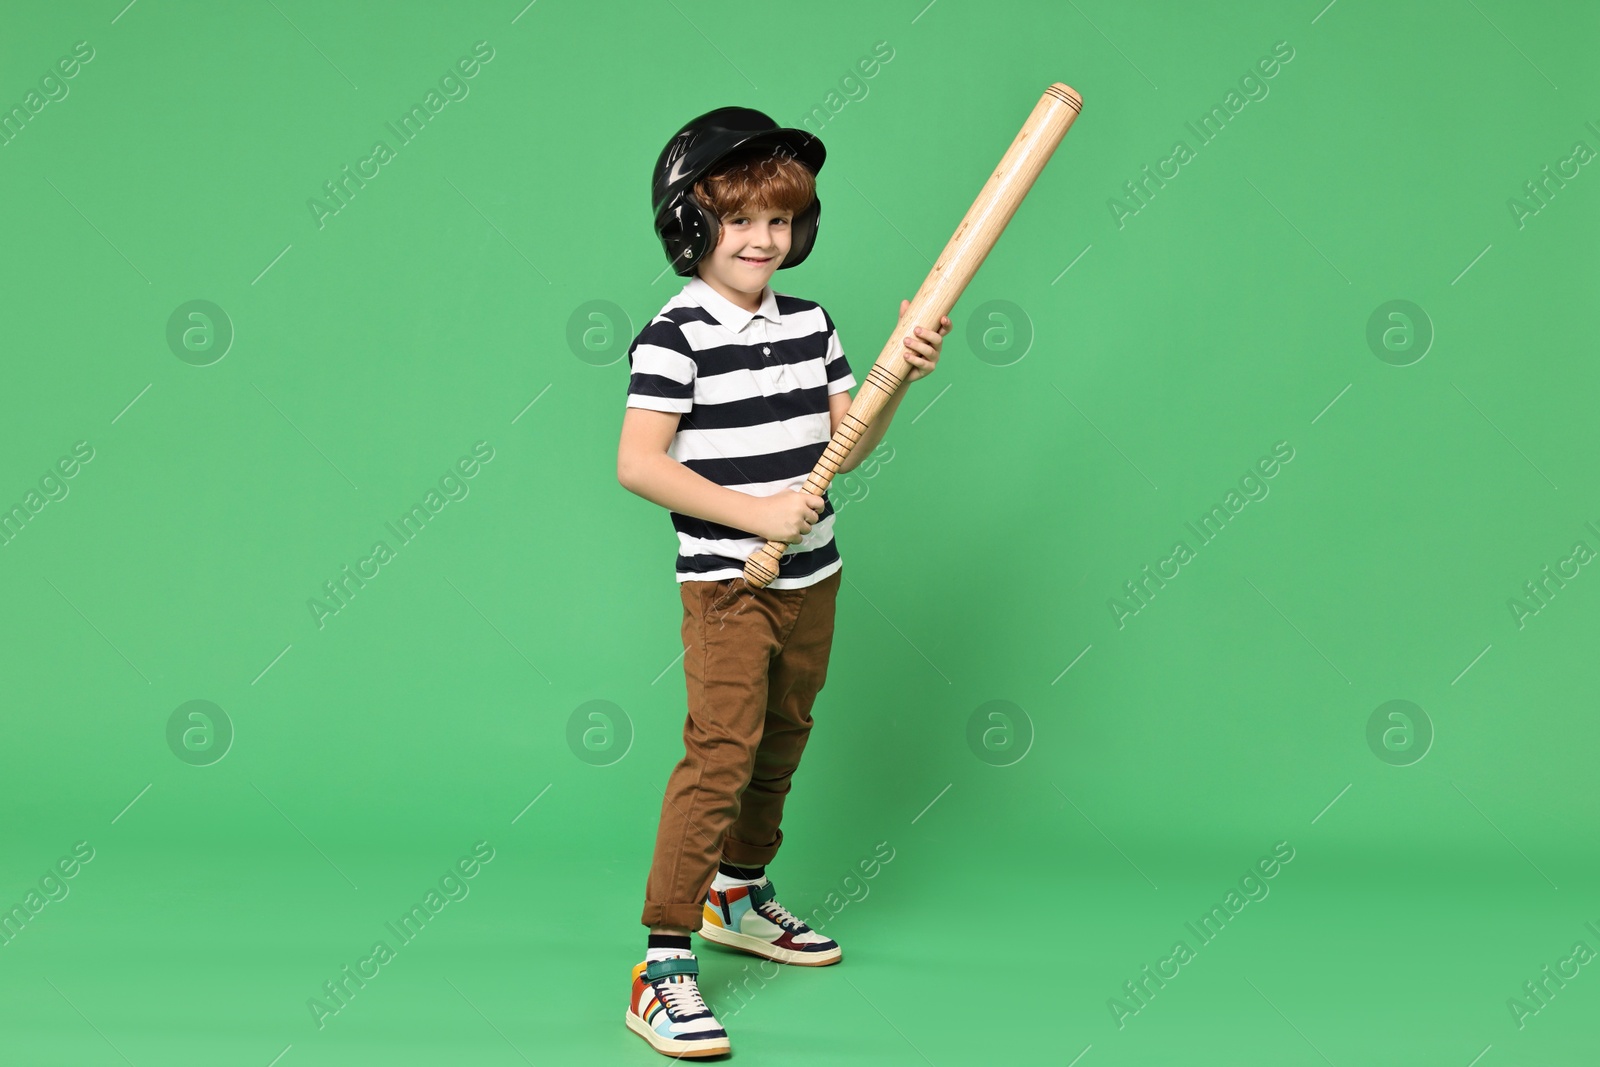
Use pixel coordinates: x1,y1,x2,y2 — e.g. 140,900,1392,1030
706,577,746,621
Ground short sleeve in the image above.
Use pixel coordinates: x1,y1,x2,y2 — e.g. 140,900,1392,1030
821,309,856,395
625,320,695,413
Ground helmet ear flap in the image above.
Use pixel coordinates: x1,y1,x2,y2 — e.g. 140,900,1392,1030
780,197,821,271
657,191,721,277
696,193,722,269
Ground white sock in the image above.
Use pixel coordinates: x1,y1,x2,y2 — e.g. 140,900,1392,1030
645,946,694,963
712,869,769,891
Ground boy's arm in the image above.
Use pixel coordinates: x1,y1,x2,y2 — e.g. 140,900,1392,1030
617,407,765,531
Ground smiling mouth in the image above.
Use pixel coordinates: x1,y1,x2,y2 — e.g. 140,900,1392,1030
738,255,773,265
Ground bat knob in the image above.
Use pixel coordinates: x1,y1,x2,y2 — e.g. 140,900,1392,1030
742,543,784,588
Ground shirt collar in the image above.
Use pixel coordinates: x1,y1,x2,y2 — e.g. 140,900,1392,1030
684,275,782,333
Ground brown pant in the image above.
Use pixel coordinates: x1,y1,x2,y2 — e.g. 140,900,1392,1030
641,566,842,931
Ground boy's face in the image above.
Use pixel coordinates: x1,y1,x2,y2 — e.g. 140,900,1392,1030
697,205,792,303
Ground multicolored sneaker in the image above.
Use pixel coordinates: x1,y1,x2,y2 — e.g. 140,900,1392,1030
699,879,842,966
625,955,731,1059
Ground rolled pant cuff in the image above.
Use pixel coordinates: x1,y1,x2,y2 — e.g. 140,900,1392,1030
641,902,707,932
719,832,782,869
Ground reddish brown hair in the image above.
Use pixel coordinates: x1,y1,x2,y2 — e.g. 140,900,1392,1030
691,146,816,222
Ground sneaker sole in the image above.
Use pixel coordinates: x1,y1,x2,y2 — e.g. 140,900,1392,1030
697,920,842,966
624,1009,731,1058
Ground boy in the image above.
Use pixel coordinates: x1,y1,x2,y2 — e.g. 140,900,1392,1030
616,106,948,1059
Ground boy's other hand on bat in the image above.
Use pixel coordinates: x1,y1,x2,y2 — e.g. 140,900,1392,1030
752,488,826,545
899,299,950,383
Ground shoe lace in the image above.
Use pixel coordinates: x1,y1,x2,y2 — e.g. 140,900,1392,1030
755,896,806,932
657,973,711,1018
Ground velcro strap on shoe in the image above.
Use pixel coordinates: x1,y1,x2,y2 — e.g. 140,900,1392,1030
747,879,776,906
645,956,699,981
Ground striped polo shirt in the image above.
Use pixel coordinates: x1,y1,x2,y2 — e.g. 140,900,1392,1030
625,275,857,588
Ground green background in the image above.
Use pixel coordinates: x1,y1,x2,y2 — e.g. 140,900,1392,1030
2,0,1596,1063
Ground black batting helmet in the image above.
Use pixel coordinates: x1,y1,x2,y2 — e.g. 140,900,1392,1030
651,106,825,278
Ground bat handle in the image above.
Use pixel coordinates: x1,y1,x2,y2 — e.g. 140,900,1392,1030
743,344,909,587
742,465,842,587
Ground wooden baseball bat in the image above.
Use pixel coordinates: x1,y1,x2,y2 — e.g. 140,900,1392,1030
743,82,1084,587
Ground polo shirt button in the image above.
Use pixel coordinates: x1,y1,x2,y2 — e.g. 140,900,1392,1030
762,346,771,355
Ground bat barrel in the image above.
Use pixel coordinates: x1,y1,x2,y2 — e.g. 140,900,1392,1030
903,82,1082,335
742,83,1084,588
